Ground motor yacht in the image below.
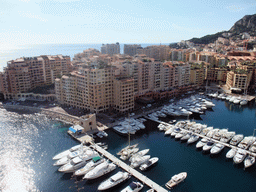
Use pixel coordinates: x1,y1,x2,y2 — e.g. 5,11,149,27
165,172,187,189
196,138,209,149
129,149,150,162
220,131,236,143
139,157,159,171
164,126,175,135
249,141,256,153
52,144,83,160
53,146,90,166
175,130,187,140
83,161,116,180
98,171,130,191
238,136,256,149
74,156,105,176
206,129,219,138
240,99,248,105
187,135,199,144
120,148,139,161
170,128,181,137
181,132,193,142
117,144,138,156
244,155,255,168
130,155,151,168
202,141,215,152
210,143,225,155
58,150,99,173
226,148,237,159
120,181,143,192
200,127,213,136
229,134,244,146
233,149,247,164
213,129,228,141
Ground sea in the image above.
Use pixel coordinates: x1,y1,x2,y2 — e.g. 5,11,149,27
1,96,256,192
0,43,170,71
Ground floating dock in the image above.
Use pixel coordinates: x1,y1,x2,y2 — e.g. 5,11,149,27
68,131,168,192
146,117,256,158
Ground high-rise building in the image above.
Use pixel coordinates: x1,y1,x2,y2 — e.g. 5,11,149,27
101,42,120,55
0,55,71,99
124,44,141,56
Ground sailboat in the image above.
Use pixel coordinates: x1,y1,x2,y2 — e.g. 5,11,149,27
117,114,139,160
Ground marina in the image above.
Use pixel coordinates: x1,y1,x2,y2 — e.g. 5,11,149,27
1,94,256,191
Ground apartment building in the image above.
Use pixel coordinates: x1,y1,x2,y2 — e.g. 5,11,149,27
170,49,186,61
190,63,206,87
0,55,71,99
124,44,142,56
55,62,136,114
113,77,134,113
226,70,252,91
206,68,228,83
101,42,120,55
137,45,171,60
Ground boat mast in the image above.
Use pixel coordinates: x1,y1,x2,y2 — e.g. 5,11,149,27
128,113,130,147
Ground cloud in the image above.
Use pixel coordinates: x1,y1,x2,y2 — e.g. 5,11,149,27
19,11,48,22
227,2,256,12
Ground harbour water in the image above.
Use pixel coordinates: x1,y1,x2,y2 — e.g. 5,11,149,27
1,97,256,192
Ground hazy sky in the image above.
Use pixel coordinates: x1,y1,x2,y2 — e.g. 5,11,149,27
0,0,255,46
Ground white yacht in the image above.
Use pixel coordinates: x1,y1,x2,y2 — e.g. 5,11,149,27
120,181,143,192
240,99,248,105
170,128,181,137
226,148,237,159
53,146,90,166
165,172,187,189
130,155,151,168
181,132,193,141
58,150,99,173
213,129,228,141
120,148,139,161
117,144,138,156
74,156,105,176
244,155,255,168
187,135,199,144
175,130,187,140
249,141,256,153
230,134,244,146
233,149,247,164
238,136,256,149
164,126,175,135
200,127,213,136
83,161,116,180
139,157,159,171
196,138,209,149
220,131,236,143
129,149,150,162
52,144,82,160
98,171,130,191
210,143,225,155
202,141,215,152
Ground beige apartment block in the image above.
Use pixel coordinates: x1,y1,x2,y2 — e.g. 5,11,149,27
139,45,171,60
0,55,71,100
226,70,252,91
190,64,206,87
113,77,134,114
55,62,131,114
